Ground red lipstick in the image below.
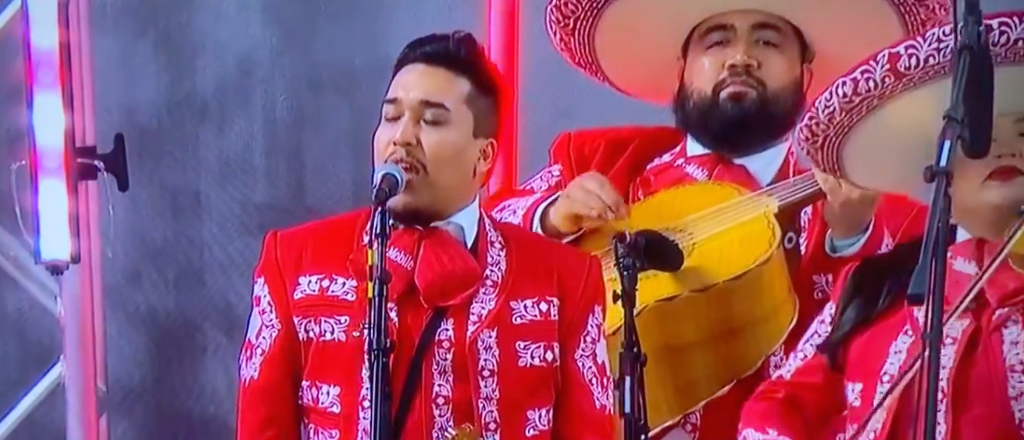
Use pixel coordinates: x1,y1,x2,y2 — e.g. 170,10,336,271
985,165,1024,182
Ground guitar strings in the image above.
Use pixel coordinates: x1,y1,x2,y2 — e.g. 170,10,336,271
667,173,819,236
597,173,821,272
600,172,817,253
598,179,820,273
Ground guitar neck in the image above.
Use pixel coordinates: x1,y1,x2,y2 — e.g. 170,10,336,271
760,172,823,213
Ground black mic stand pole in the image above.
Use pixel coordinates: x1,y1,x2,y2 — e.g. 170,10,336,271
368,195,396,440
613,233,651,440
906,2,984,439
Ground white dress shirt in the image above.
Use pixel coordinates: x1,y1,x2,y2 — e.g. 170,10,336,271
438,196,480,249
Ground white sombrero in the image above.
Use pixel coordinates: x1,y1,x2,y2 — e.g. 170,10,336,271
544,0,951,104
795,8,1024,203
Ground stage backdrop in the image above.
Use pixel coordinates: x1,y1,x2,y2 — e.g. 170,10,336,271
0,0,663,439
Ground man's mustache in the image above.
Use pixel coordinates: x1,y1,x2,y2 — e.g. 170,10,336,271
711,73,767,96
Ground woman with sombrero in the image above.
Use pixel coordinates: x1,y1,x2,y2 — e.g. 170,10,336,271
489,0,943,439
738,9,1024,440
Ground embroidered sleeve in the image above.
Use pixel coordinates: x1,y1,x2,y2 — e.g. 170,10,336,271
997,309,1024,428
739,305,846,440
490,192,551,229
554,256,616,439
487,163,567,229
485,132,577,231
774,301,838,380
236,231,302,440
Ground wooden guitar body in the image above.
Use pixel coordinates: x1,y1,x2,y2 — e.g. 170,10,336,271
579,181,799,429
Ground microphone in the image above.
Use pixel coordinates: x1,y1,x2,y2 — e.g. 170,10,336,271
961,42,994,159
371,163,406,206
957,0,994,160
616,229,685,273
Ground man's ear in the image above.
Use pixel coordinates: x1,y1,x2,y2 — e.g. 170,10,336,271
802,65,814,95
674,60,688,97
475,139,497,181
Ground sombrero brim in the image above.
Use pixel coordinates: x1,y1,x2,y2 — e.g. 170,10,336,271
545,0,949,104
796,12,1024,203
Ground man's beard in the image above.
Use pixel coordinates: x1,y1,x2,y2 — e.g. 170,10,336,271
672,75,805,159
389,209,429,227
387,199,436,228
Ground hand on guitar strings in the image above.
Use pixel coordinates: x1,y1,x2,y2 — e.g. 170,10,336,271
541,171,629,238
813,169,881,240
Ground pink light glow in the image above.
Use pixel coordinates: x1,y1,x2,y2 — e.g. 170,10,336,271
22,0,76,264
485,0,520,198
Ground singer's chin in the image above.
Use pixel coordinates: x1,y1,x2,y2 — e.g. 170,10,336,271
385,196,428,226
384,194,411,213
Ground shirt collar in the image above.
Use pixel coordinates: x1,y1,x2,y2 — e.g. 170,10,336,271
684,134,789,187
443,196,480,248
956,227,972,243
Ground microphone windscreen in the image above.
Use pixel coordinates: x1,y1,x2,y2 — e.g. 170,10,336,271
372,163,406,191
633,229,685,272
961,37,994,160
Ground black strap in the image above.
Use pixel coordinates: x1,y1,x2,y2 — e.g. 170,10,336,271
392,307,450,437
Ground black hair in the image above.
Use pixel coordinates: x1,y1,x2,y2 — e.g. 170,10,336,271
392,31,501,139
680,19,815,64
816,237,925,370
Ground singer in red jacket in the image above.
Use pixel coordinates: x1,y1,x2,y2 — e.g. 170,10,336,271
235,31,615,440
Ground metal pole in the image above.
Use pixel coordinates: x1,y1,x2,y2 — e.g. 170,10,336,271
0,0,20,31
0,225,60,316
0,0,105,438
0,222,62,439
0,359,64,440
66,0,106,435
59,267,98,440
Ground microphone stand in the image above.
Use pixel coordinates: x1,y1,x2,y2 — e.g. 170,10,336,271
905,2,985,439
368,201,395,440
613,233,650,440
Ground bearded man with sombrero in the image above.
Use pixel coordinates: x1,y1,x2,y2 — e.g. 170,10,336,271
487,0,946,438
739,8,1024,439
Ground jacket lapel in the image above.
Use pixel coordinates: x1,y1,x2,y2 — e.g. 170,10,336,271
996,308,1024,434
465,216,510,440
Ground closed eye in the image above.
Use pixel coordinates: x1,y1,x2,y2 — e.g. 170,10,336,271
705,39,728,49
